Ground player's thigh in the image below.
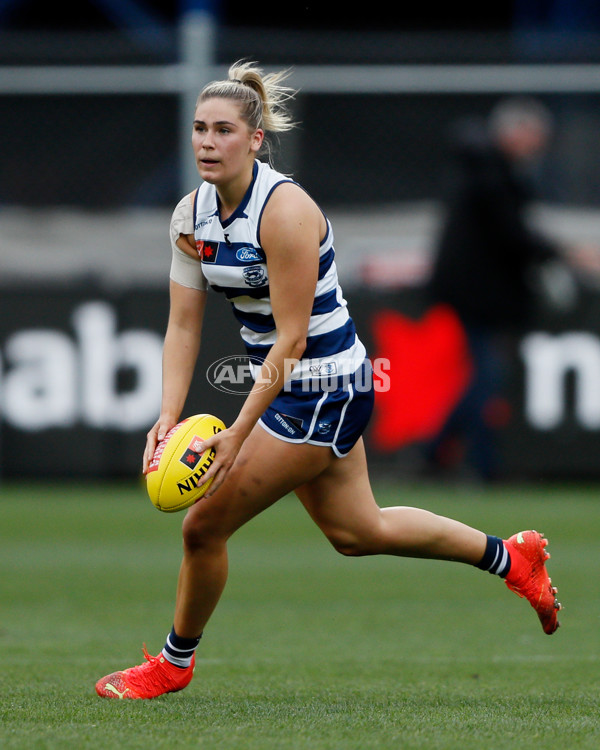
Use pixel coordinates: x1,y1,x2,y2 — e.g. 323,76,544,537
183,423,334,538
294,437,383,552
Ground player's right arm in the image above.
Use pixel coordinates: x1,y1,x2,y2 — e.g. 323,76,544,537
143,193,208,473
143,279,207,474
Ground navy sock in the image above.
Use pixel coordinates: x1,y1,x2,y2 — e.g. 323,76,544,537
476,535,511,578
161,626,202,668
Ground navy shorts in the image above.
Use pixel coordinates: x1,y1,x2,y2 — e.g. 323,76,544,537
258,360,375,457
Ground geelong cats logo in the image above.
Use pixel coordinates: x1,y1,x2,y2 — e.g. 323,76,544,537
242,265,267,287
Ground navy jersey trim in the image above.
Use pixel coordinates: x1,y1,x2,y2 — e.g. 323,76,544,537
256,177,296,248
220,161,258,228
256,178,332,251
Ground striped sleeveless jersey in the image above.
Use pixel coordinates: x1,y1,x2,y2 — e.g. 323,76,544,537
193,160,366,385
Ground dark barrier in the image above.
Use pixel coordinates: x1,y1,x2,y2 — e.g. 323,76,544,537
2,281,600,479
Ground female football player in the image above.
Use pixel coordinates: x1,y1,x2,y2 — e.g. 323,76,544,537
96,61,560,700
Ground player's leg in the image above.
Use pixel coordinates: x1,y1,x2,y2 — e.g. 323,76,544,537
295,437,560,634
172,424,333,639
295,437,488,562
96,424,334,699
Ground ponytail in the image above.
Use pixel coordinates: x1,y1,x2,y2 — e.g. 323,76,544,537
196,60,296,160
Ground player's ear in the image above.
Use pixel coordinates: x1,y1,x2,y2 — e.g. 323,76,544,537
250,128,264,154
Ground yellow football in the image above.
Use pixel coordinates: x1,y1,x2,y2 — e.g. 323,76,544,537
146,413,225,512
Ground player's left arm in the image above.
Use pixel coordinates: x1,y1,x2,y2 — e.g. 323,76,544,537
199,182,322,495
259,180,322,385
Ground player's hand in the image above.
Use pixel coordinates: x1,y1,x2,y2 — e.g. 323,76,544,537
143,416,178,474
193,426,245,497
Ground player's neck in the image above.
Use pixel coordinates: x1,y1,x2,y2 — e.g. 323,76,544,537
217,164,254,221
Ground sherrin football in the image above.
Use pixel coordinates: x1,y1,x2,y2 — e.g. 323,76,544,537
146,413,225,512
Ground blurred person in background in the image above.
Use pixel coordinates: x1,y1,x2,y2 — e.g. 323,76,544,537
425,96,579,482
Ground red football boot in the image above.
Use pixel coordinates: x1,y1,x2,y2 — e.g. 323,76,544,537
96,646,195,699
504,530,561,635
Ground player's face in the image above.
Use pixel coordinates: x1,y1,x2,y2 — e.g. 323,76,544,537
192,98,263,186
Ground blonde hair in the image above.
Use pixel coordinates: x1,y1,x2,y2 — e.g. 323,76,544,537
197,60,296,160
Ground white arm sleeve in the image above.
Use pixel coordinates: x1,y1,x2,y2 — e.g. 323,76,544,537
169,192,208,291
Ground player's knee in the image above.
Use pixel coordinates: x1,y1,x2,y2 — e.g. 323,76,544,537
181,505,226,551
327,528,373,557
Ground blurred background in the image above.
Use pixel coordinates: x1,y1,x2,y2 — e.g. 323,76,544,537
2,0,600,482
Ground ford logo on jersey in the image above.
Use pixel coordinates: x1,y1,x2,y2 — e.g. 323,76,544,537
236,246,263,262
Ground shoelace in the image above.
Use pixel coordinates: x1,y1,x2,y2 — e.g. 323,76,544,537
123,645,183,694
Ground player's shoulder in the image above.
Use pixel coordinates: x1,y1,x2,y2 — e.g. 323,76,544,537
170,191,196,241
172,190,197,214
260,183,324,255
254,160,298,195
269,176,320,220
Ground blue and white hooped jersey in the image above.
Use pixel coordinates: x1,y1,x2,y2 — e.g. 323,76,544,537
192,160,366,386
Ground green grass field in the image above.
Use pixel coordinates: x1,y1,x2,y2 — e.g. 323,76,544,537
1,479,598,749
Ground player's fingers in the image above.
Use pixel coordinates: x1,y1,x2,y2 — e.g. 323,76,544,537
194,430,219,452
191,426,241,494
143,420,169,474
202,464,229,497
142,439,156,474
195,447,226,488
197,439,237,495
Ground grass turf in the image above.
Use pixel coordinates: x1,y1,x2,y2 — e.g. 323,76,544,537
0,479,598,749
